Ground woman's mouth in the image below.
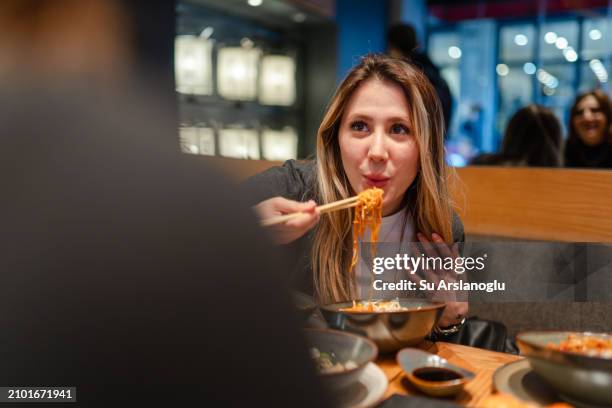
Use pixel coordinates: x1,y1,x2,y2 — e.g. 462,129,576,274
364,175,390,188
581,123,600,130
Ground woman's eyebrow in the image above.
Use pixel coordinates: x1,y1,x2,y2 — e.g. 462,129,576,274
346,113,411,122
345,113,373,121
386,116,411,123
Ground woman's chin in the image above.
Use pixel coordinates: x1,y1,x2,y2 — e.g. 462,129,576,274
381,197,403,216
580,133,605,146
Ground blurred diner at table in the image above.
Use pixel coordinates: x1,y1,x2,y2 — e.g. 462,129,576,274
470,105,562,167
565,89,612,168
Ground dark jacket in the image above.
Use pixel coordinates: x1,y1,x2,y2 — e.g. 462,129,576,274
408,53,453,136
565,140,612,168
0,84,330,407
242,160,465,296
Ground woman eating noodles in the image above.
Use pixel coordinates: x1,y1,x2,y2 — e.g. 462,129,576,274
243,54,467,331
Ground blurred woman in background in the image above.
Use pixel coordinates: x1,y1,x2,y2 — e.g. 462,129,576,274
471,105,562,167
565,90,612,168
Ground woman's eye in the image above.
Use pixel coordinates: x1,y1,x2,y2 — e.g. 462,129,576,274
350,121,368,132
391,123,410,134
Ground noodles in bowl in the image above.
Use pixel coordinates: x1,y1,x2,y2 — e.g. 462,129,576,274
545,333,612,358
517,331,612,405
319,190,445,352
340,299,410,312
321,298,446,352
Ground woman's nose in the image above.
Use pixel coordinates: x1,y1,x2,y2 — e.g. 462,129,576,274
367,132,389,162
583,109,594,120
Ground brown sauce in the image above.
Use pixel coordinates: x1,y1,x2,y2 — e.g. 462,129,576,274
412,367,463,382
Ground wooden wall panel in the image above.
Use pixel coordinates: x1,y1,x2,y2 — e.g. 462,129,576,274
453,167,612,242
204,156,282,182
206,157,612,242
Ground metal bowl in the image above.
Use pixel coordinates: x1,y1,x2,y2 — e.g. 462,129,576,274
304,328,378,391
516,331,612,406
319,298,446,353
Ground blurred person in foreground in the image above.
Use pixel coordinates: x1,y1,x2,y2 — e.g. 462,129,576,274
387,23,453,136
0,1,329,406
565,89,612,168
471,105,562,167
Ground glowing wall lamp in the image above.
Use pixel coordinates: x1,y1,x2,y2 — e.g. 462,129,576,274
259,55,296,106
217,45,261,101
179,125,200,154
219,127,260,159
179,125,216,156
261,127,298,161
175,35,214,95
197,127,216,156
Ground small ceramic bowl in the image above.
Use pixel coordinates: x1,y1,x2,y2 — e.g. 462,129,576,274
304,328,378,391
516,331,612,406
397,348,475,398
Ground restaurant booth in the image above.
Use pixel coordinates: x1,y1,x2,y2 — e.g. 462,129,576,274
181,0,612,406
1,0,611,406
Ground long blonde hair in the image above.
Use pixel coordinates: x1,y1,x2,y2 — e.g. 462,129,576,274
312,53,454,304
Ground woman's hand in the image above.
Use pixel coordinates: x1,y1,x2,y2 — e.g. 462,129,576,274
413,232,469,328
437,299,468,328
254,197,320,245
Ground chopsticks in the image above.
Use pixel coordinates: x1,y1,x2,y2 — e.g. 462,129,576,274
260,196,359,227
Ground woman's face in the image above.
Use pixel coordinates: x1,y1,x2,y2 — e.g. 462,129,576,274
338,78,420,216
573,95,608,146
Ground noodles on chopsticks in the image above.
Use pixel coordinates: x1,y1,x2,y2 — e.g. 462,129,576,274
338,187,383,312
350,187,384,272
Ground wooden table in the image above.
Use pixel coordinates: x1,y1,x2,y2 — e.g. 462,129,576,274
375,341,523,407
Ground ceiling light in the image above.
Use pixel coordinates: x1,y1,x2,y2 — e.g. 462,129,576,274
544,31,557,44
589,59,608,83
448,46,462,59
562,47,578,62
589,29,602,41
496,64,509,76
536,68,559,89
514,34,528,46
523,62,536,75
555,37,568,49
